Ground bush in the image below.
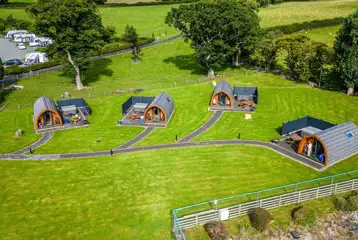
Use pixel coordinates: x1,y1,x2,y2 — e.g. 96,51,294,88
333,191,358,211
4,61,59,76
249,208,274,231
292,206,316,227
203,221,229,240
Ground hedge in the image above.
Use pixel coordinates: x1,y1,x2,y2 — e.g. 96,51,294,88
4,61,60,75
265,17,344,34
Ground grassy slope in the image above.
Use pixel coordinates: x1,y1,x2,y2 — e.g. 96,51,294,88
0,145,357,239
291,25,340,46
196,87,358,142
2,0,358,37
259,0,358,28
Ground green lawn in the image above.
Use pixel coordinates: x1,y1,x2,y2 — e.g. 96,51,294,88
196,87,358,142
2,0,358,38
0,145,357,239
259,0,358,28
291,25,340,46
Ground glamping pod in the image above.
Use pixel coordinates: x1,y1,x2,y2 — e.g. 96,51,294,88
144,92,174,124
298,122,358,166
33,96,62,130
210,80,234,108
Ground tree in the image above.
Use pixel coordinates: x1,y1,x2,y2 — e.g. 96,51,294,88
166,0,260,78
0,0,8,5
0,58,4,80
252,31,281,72
308,42,332,85
222,0,261,66
333,10,358,95
122,25,141,63
279,36,314,82
27,0,109,90
4,14,17,29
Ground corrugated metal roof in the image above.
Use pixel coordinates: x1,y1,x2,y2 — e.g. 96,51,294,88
33,96,58,120
213,80,234,100
316,122,358,164
149,92,174,120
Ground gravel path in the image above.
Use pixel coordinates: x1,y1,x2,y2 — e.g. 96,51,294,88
116,127,154,149
178,111,223,143
0,140,325,171
12,131,54,154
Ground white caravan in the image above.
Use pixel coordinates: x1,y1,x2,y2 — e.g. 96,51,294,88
14,33,36,43
29,37,53,47
5,30,29,39
24,52,49,65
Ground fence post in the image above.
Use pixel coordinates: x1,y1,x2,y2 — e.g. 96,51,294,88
297,191,301,203
278,195,281,207
352,179,355,190
334,183,337,194
316,186,319,199
195,214,198,226
238,204,241,216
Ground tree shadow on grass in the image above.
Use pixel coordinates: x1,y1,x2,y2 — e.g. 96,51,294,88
163,54,206,76
59,58,113,87
0,88,14,106
82,58,113,86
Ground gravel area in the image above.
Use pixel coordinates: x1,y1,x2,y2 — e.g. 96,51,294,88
0,38,36,61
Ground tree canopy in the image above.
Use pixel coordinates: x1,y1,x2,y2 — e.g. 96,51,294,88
27,0,110,90
333,10,358,95
166,0,261,78
122,25,141,63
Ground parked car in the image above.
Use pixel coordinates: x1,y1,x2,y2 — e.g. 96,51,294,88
3,59,23,66
18,43,26,50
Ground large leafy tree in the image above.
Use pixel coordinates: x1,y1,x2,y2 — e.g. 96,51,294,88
166,0,260,78
333,10,358,95
122,25,141,63
279,36,315,82
27,0,109,90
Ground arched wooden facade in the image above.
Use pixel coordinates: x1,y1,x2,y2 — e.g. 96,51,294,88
298,135,328,165
210,81,234,108
33,96,63,130
144,92,174,124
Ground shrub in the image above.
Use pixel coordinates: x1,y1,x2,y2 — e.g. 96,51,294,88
292,206,316,227
249,207,274,231
333,191,358,211
4,61,59,76
203,221,229,240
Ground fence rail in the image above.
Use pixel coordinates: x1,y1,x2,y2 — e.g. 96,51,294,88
172,171,358,240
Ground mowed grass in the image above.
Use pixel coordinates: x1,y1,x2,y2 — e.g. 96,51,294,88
0,145,357,239
196,87,358,142
2,0,358,38
291,25,340,46
0,109,41,153
259,0,358,28
33,95,144,154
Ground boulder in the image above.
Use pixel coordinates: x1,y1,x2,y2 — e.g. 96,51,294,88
15,129,23,137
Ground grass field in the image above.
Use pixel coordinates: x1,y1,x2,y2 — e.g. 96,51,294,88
2,0,357,38
291,25,340,46
0,145,357,239
196,87,358,142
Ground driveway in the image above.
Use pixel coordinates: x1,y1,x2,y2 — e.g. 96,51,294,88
0,38,36,61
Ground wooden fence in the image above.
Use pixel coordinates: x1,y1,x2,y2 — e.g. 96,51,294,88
173,178,358,240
